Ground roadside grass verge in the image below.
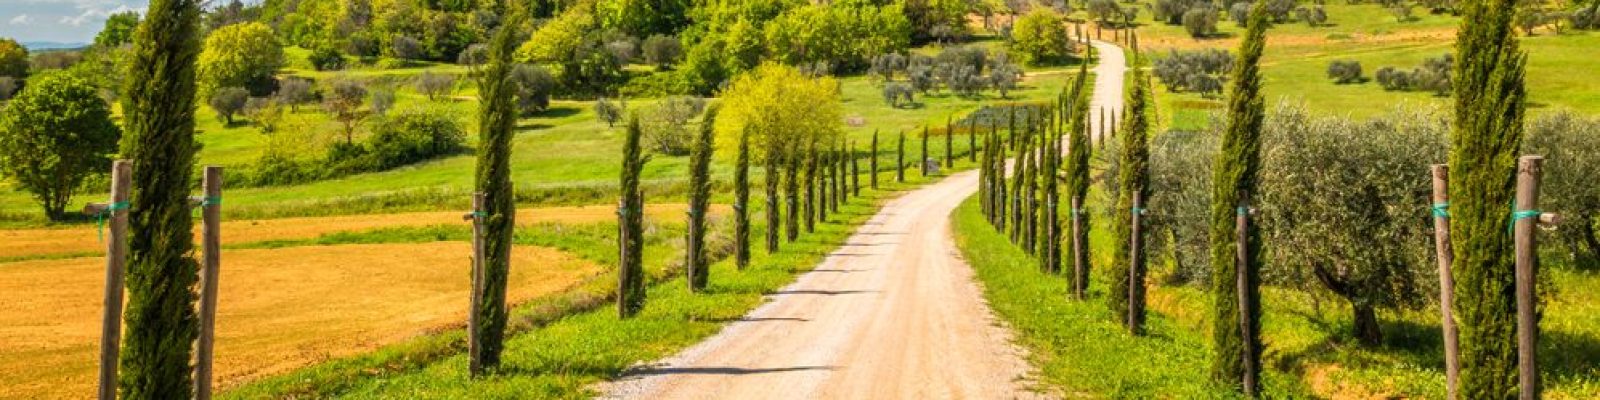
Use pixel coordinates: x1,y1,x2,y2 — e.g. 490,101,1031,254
222,161,977,399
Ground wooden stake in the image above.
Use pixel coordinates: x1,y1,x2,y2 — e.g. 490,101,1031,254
466,193,486,376
1430,165,1459,400
1513,156,1543,400
194,166,223,400
95,160,131,400
1237,197,1259,399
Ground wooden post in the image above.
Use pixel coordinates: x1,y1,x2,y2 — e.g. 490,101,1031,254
1128,192,1145,334
194,166,223,400
95,160,131,400
466,193,485,376
1430,165,1460,400
1237,197,1259,399
1071,196,1085,300
1513,156,1543,400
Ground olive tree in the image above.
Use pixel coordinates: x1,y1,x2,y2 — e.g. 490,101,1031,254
642,96,706,155
1327,60,1364,84
0,71,120,220
208,87,250,124
1183,6,1220,38
415,71,456,101
1525,112,1600,271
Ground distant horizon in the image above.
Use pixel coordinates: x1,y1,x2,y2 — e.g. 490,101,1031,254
2,0,150,44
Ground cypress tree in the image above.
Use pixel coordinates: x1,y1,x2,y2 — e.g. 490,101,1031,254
470,1,521,371
871,130,880,189
1451,0,1528,395
835,139,847,205
805,140,817,232
619,117,648,318
1010,124,1027,243
1043,112,1062,275
980,130,993,220
897,131,906,182
1209,0,1269,389
969,116,979,162
850,140,860,197
786,146,800,241
1110,62,1154,334
921,127,931,176
1065,66,1093,296
765,139,782,253
686,106,717,291
817,142,828,223
736,125,752,268
119,0,202,396
945,115,954,168
1022,131,1038,254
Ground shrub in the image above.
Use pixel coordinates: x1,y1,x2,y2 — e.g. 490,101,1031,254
1155,0,1203,24
595,97,624,127
882,81,915,107
605,37,639,64
323,77,368,143
1326,60,1363,84
274,77,313,110
392,35,425,60
1152,49,1233,93
242,97,284,133
1297,5,1329,26
457,43,488,67
309,45,345,71
989,56,1023,98
0,38,28,78
208,87,250,124
1183,6,1220,38
370,87,396,117
1264,0,1297,22
1525,112,1600,270
1390,4,1414,22
1230,2,1253,26
1011,8,1075,65
0,70,120,220
869,53,908,81
641,95,705,155
363,107,467,170
1372,54,1452,94
641,35,682,69
511,64,556,115
414,71,456,101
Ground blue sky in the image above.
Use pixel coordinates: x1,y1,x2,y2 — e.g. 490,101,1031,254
1,0,149,44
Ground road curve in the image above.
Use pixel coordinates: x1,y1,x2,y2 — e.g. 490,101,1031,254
1089,39,1128,144
599,43,1129,400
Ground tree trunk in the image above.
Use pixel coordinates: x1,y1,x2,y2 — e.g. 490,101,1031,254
1352,302,1382,346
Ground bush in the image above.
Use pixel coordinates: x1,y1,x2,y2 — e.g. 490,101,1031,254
641,35,682,69
511,64,556,115
605,37,639,64
0,38,28,78
1264,0,1297,22
370,87,396,117
1230,2,1253,26
1297,5,1329,26
989,56,1022,98
641,95,705,155
1372,54,1452,94
208,87,250,124
275,77,313,111
882,81,915,108
362,107,467,170
1155,0,1203,24
1374,66,1409,90
1182,6,1219,38
457,43,488,67
1525,112,1600,270
309,45,345,71
870,53,908,81
595,97,624,127
1326,60,1363,84
242,97,284,133
392,35,425,60
1011,8,1075,65
0,70,120,220
414,71,455,101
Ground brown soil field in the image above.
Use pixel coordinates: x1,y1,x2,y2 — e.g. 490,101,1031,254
0,204,715,260
0,242,601,399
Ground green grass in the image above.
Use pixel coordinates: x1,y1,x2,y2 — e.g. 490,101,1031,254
220,156,983,399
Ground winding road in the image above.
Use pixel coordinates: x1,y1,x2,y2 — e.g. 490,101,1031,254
599,41,1127,400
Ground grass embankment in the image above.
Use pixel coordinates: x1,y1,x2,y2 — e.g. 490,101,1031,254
220,158,982,398
952,189,1600,398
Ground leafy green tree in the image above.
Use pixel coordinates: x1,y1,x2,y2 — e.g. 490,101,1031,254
714,64,840,246
1109,63,1153,333
598,0,691,37
415,71,456,101
1525,113,1600,270
0,71,120,220
642,35,683,69
596,97,625,127
309,45,346,71
1209,0,1268,390
242,97,285,134
510,64,555,116
1011,8,1074,65
0,38,28,78
118,0,203,397
1183,6,1220,38
322,78,368,144
1450,0,1529,395
471,3,520,372
197,22,284,95
95,12,142,49
207,87,250,124
687,105,718,291
619,116,649,317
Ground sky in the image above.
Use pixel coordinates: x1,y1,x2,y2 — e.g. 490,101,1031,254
1,0,150,45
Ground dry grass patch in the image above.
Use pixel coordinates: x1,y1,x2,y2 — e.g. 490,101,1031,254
0,204,715,260
0,242,600,399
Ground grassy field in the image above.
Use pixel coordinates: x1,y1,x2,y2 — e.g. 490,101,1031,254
1106,2,1600,130
950,177,1600,398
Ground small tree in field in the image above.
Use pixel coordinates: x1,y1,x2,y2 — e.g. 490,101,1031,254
323,78,368,144
415,71,456,101
1327,60,1364,84
275,77,312,111
1184,6,1219,38
596,97,624,127
0,71,121,220
1011,8,1075,65
208,87,249,124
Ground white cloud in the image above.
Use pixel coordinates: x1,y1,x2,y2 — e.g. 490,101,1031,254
9,15,33,25
57,4,140,27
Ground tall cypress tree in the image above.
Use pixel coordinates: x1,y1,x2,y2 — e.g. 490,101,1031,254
1110,62,1154,334
817,141,828,223
619,117,648,318
897,131,906,182
471,1,521,371
1022,131,1038,254
686,106,718,291
1043,111,1061,275
945,115,954,168
850,140,860,196
766,138,783,252
921,127,931,176
1451,0,1528,396
969,117,979,162
1065,66,1093,296
804,140,817,232
837,139,847,204
119,0,201,396
871,130,880,189
785,145,800,241
1209,0,1269,389
736,125,753,268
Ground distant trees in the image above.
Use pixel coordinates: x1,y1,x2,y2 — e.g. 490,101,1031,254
0,71,120,220
1153,49,1234,97
0,38,28,78
1011,8,1075,65
197,22,284,95
883,82,915,108
642,96,707,155
323,78,369,144
208,87,251,124
275,78,313,111
242,97,284,133
415,72,456,101
1326,60,1364,84
93,11,141,49
1183,6,1220,38
642,35,683,69
1297,5,1330,26
1375,54,1453,95
595,98,625,127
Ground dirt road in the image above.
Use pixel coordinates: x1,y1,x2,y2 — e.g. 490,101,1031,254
1090,39,1128,144
600,42,1127,400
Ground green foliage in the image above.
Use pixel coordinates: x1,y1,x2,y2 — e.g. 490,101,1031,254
1449,0,1529,394
1110,66,1154,332
713,63,841,167
95,11,142,49
363,107,467,170
735,124,752,269
1153,49,1234,97
642,35,683,69
1525,112,1600,271
197,22,285,95
321,77,368,143
595,97,625,127
1065,67,1093,295
642,96,707,155
762,3,911,71
308,45,346,71
118,0,203,397
598,0,691,37
1326,60,1364,84
903,0,969,43
1208,0,1268,389
472,8,520,371
1010,8,1075,66
1374,54,1453,95
414,71,456,100
619,116,649,317
0,71,120,220
0,38,28,78
242,97,285,133
687,105,718,291
1183,6,1220,38
207,87,250,124
510,64,555,116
